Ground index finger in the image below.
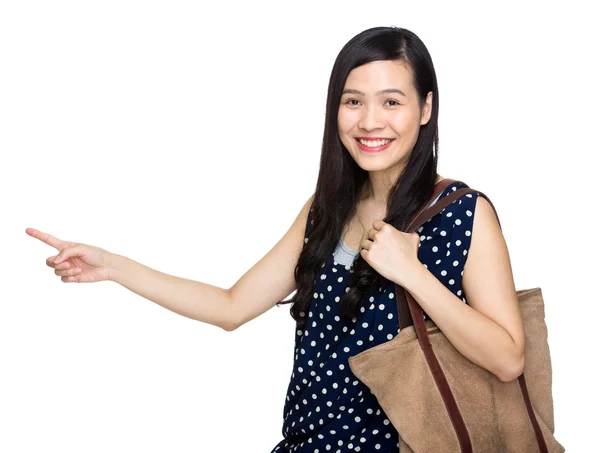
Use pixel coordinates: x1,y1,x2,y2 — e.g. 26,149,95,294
25,228,68,250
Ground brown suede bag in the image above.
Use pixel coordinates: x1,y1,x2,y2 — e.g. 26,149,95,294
348,179,565,453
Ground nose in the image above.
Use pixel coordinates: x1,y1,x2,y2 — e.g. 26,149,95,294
358,105,385,131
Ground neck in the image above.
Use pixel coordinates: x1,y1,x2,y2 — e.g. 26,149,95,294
361,164,405,205
360,170,443,205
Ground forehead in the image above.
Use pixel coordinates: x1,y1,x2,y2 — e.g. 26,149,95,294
343,60,413,91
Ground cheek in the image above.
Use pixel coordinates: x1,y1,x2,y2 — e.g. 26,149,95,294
337,111,350,133
387,114,415,138
337,117,354,145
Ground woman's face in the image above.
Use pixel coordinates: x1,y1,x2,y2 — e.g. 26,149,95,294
337,60,432,174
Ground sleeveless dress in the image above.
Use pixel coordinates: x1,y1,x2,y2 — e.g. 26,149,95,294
271,181,480,453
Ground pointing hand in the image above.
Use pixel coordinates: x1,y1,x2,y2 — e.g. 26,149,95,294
26,228,114,283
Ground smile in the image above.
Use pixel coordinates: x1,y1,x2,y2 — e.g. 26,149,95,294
355,137,395,152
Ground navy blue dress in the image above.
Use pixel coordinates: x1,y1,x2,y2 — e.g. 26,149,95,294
271,181,480,452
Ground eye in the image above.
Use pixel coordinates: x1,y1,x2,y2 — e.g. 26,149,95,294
385,99,401,107
344,99,361,106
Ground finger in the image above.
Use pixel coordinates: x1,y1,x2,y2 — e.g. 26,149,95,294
55,267,81,277
61,275,80,283
372,219,385,230
26,228,67,251
359,238,372,251
46,256,71,269
359,247,368,260
367,229,377,241
54,245,83,264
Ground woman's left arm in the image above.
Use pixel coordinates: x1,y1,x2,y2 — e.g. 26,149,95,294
403,196,526,383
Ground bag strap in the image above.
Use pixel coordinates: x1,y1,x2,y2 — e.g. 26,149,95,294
394,179,549,453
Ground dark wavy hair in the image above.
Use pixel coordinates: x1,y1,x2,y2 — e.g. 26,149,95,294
277,26,440,328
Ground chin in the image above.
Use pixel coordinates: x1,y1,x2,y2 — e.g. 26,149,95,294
354,158,391,172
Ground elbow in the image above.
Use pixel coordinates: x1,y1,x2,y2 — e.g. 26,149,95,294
220,289,240,332
496,350,525,383
221,322,238,332
221,311,240,332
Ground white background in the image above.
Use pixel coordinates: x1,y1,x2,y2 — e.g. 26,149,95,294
2,0,597,451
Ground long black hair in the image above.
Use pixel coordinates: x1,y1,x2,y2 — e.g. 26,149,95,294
278,26,440,328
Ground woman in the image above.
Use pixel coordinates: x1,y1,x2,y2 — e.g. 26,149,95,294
27,26,525,452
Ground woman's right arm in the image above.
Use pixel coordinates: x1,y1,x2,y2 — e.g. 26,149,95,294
108,193,314,331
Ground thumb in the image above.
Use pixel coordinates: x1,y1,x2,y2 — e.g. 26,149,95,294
53,246,82,264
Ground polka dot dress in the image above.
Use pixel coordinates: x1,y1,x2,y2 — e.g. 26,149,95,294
271,181,480,452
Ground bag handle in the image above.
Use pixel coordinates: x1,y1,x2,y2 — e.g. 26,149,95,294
393,179,549,453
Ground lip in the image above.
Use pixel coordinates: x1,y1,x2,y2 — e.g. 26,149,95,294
355,137,395,153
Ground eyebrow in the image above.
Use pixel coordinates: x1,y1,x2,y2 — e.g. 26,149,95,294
341,88,407,97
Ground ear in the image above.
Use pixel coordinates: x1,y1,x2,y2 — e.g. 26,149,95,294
420,91,433,126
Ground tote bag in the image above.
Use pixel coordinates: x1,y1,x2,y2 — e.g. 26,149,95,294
348,179,565,452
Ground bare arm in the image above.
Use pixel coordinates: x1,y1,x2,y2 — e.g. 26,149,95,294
108,254,235,330
108,193,314,331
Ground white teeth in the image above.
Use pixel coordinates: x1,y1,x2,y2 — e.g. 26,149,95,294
358,138,392,147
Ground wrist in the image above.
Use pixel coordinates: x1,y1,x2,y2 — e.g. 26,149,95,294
399,259,428,293
106,253,127,283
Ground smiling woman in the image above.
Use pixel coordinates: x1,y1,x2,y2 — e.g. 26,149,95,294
267,24,564,453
